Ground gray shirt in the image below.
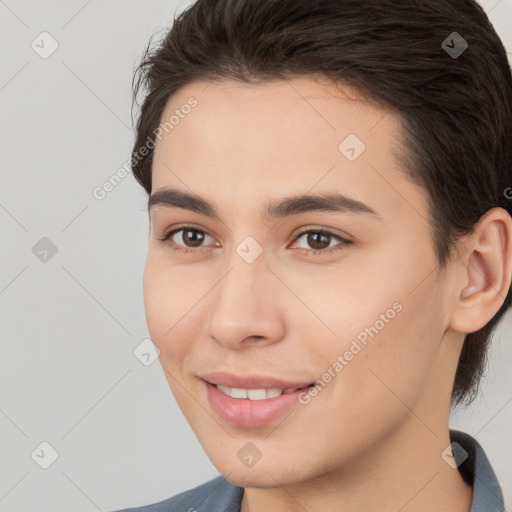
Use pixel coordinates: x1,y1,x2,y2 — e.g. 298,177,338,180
113,429,504,512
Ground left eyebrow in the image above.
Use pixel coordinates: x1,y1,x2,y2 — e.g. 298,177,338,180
148,187,382,221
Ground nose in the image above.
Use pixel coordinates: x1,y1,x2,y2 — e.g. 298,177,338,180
206,252,286,349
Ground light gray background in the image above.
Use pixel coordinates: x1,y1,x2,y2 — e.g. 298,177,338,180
0,1,511,511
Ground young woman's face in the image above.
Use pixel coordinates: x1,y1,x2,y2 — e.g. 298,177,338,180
144,76,462,486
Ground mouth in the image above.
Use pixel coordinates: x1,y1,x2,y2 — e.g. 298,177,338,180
212,383,313,400
200,371,315,391
200,374,316,428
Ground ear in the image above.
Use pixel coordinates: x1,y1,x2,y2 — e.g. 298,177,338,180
448,207,512,334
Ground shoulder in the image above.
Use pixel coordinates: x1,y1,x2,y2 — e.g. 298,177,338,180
449,429,505,512
111,475,243,512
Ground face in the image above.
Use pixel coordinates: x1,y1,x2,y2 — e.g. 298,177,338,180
144,76,458,487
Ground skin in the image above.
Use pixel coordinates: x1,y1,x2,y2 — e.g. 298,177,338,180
143,75,512,512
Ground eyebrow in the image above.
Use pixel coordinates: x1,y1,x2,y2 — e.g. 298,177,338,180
148,187,381,221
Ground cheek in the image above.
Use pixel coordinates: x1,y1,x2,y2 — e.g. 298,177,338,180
306,251,445,406
142,256,168,339
143,262,192,407
143,249,197,333
328,278,445,422
142,254,191,362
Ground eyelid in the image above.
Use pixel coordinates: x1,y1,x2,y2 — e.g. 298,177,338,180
292,225,352,242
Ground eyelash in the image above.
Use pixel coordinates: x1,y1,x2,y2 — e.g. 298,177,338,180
157,225,353,256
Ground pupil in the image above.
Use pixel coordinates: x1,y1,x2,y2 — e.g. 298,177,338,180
184,229,204,247
308,232,329,250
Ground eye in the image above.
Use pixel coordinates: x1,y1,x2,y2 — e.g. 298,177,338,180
158,225,352,255
158,226,215,253
291,228,352,255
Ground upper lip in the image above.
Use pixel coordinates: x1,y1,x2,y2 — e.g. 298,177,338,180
200,371,314,389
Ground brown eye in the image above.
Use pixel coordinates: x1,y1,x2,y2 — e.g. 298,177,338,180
159,226,215,252
179,228,207,247
293,229,349,253
305,232,332,250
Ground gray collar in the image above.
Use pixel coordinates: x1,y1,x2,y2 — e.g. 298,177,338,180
450,429,504,512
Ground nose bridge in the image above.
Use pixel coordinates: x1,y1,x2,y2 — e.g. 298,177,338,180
206,244,284,347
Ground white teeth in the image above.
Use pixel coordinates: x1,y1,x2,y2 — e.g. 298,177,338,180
266,388,284,398
231,387,248,399
247,389,267,400
215,385,299,399
216,385,232,396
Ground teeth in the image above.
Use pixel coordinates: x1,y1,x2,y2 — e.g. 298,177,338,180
215,385,300,400
247,389,267,400
231,387,248,399
266,388,284,398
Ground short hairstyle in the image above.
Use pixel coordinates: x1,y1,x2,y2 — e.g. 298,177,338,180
130,0,512,407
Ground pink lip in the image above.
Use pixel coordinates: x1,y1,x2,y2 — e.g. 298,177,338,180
201,376,314,428
200,371,314,389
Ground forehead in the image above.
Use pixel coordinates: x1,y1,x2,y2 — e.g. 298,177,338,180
155,76,394,163
151,76,427,225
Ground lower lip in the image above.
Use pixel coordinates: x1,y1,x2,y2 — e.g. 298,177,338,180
204,380,312,428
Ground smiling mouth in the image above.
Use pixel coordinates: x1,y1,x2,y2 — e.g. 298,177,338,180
213,383,314,400
203,379,316,428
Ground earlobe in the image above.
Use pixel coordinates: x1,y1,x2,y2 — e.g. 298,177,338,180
449,207,512,334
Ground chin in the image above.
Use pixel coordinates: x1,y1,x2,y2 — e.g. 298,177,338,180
213,455,314,489
223,469,299,489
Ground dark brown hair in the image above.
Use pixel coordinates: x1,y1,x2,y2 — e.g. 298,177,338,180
130,0,512,407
